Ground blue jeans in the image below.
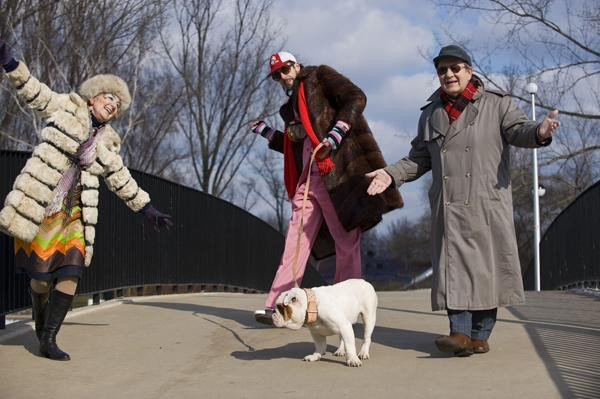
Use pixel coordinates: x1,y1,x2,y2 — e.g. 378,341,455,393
447,308,497,340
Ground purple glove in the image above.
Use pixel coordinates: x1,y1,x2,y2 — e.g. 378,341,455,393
141,203,173,231
0,37,17,71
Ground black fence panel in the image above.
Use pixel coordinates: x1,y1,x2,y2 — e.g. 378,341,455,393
1,150,325,318
524,180,600,290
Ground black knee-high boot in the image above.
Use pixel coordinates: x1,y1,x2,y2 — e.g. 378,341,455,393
30,289,50,341
39,290,73,361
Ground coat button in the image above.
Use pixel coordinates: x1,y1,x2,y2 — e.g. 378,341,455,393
466,172,471,178
465,146,471,152
443,175,448,180
442,148,447,153
445,201,450,206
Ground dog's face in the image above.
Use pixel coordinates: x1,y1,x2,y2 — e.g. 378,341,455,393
272,288,307,330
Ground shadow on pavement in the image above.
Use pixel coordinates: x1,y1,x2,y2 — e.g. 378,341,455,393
0,319,111,359
508,292,600,399
0,329,40,357
130,300,443,358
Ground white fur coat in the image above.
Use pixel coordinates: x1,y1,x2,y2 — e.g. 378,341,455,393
0,61,150,266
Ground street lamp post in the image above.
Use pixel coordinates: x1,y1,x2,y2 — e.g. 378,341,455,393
526,82,541,292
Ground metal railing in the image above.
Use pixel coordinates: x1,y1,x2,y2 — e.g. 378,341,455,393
524,180,600,290
0,150,325,327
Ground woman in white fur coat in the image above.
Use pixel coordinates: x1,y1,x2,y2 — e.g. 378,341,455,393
0,38,172,361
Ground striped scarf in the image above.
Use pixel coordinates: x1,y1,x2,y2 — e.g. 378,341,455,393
440,79,479,123
45,123,105,217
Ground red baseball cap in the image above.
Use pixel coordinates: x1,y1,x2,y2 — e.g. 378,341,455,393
268,51,297,76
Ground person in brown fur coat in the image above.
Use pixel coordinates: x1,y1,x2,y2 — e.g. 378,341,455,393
251,51,403,325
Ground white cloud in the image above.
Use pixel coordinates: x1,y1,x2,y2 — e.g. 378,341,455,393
271,0,435,81
365,72,438,126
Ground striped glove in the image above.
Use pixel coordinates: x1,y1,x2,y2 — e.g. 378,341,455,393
326,120,351,151
251,120,275,140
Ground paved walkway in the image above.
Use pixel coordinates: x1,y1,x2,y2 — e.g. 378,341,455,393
1,289,599,399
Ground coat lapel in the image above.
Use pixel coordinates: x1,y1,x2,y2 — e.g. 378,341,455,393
429,104,450,139
445,102,478,143
423,89,450,142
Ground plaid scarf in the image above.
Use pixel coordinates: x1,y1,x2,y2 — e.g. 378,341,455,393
440,79,479,123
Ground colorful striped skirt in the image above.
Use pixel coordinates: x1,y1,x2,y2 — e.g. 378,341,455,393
14,197,86,281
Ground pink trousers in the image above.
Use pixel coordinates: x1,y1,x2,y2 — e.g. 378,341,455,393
265,142,361,308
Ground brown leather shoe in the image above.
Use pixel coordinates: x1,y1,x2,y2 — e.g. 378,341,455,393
471,339,490,354
435,333,474,357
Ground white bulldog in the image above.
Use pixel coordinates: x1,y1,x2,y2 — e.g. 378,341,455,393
272,279,377,367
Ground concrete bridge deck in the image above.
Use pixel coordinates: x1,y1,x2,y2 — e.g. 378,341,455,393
1,289,599,399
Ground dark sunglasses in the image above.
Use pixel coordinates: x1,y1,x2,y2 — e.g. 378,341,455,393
271,63,294,81
436,64,468,76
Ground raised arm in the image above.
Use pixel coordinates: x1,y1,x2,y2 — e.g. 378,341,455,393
2,38,71,120
500,96,552,148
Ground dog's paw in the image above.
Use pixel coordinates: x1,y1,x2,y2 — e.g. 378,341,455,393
346,355,362,367
334,347,346,357
303,353,322,362
358,350,370,360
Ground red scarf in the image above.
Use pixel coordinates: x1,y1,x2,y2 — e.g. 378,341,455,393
440,79,478,123
283,82,335,199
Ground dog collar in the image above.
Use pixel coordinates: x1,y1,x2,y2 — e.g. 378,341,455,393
303,288,318,325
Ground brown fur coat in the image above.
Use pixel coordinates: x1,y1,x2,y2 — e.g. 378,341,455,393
269,65,403,257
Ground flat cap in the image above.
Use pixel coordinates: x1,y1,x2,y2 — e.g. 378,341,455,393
433,45,472,67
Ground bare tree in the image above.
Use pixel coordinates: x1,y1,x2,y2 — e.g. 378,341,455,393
246,148,290,233
0,0,185,180
161,0,282,197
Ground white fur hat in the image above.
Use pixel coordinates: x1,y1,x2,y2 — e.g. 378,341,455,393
78,74,131,115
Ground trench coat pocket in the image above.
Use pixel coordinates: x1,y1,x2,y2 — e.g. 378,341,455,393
446,202,487,239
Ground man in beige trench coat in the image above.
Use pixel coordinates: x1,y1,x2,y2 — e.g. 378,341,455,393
366,45,561,357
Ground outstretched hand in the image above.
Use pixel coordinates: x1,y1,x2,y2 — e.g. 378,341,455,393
538,109,560,140
141,204,174,232
366,169,392,196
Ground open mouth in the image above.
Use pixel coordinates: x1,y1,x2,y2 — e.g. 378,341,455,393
276,304,292,321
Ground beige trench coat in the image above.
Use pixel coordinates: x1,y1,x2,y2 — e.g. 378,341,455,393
385,78,551,311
